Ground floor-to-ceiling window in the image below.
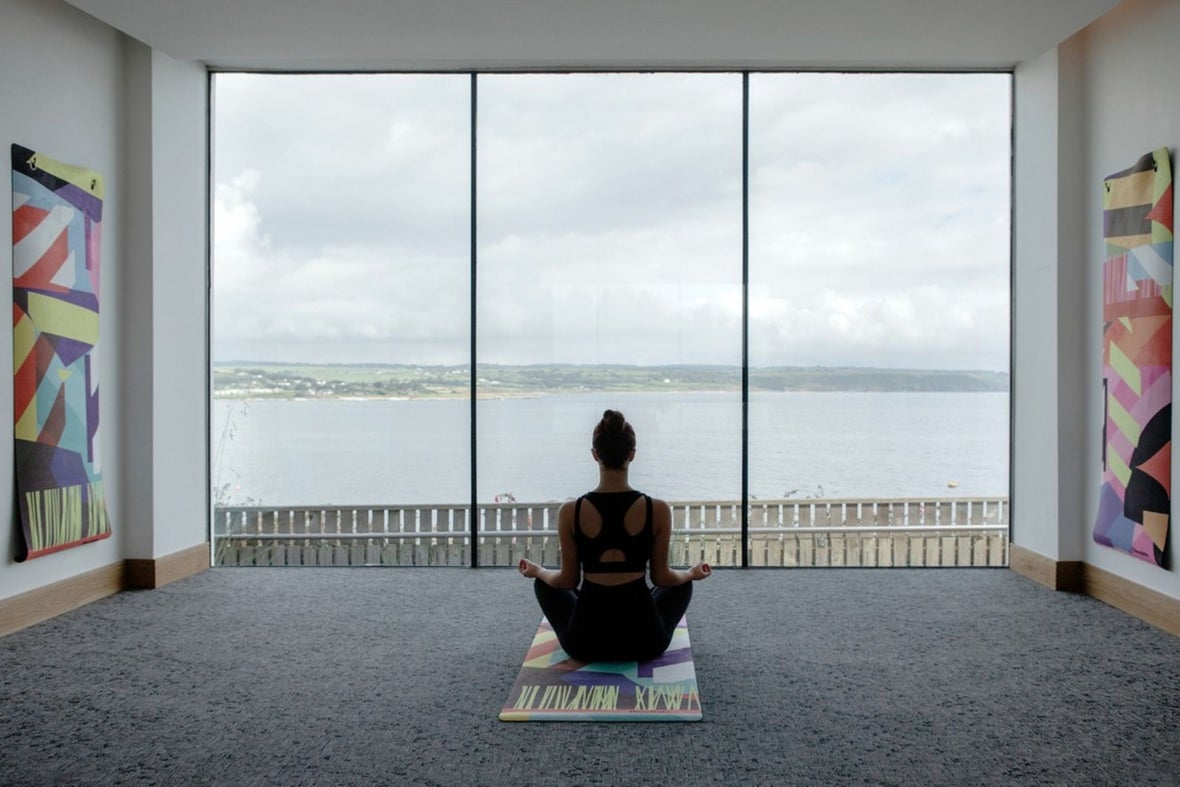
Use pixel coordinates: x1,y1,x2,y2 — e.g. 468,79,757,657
746,73,1011,566
210,71,1011,568
211,74,472,564
475,73,743,566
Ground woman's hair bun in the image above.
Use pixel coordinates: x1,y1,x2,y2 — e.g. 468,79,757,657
601,409,626,432
593,409,636,469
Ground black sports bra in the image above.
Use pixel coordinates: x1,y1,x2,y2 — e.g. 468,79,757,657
573,490,653,573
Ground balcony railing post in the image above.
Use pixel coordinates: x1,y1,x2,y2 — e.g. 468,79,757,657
543,505,560,566
458,506,471,566
670,503,686,566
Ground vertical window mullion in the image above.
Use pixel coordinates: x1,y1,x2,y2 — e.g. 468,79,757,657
741,72,750,568
469,73,479,568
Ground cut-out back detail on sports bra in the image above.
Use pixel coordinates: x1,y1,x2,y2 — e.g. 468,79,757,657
573,490,653,573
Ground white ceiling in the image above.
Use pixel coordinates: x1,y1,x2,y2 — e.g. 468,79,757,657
63,0,1121,71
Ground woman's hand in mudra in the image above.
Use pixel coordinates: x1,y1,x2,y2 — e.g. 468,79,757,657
518,558,541,578
688,562,712,581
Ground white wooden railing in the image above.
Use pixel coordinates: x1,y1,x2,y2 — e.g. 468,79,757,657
213,497,1008,568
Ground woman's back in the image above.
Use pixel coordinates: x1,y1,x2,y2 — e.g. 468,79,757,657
574,490,653,585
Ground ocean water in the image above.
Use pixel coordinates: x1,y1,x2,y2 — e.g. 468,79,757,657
211,391,1009,507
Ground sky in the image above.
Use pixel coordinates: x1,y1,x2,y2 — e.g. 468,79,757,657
212,71,1011,371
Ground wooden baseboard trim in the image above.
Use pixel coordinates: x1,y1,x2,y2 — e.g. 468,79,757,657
0,561,125,639
1,543,210,638
1009,544,1084,591
1010,545,1179,638
125,543,211,589
1082,563,1180,638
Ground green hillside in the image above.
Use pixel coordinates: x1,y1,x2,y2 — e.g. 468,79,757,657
213,363,1008,399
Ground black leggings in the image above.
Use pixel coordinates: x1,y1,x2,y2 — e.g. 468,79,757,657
533,577,693,662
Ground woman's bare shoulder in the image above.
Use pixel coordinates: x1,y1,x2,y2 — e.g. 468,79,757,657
557,498,580,519
648,496,673,524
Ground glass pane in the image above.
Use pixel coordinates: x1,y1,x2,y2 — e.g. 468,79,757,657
211,74,471,566
477,73,743,567
748,73,1011,566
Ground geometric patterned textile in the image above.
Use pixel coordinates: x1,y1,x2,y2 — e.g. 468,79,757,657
499,616,702,721
11,144,111,561
1093,148,1173,568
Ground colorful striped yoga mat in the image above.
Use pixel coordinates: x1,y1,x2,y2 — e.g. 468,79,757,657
499,616,702,722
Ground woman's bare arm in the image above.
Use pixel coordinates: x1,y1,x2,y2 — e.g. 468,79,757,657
647,498,712,587
518,499,581,589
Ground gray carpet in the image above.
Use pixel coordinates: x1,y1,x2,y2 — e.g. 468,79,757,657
1,568,1178,786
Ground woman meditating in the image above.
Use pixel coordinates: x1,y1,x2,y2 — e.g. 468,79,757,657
519,409,711,662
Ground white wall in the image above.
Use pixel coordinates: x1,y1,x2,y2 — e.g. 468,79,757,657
1015,0,1180,601
1075,0,1180,599
0,0,128,597
120,45,209,560
121,38,153,559
1012,40,1090,563
1,0,209,604
148,50,209,558
1012,48,1064,559
1056,34,1091,564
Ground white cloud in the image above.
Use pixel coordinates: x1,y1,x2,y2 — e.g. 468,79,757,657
212,71,1010,370
213,169,469,362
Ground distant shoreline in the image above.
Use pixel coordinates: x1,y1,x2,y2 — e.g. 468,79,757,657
212,362,1009,399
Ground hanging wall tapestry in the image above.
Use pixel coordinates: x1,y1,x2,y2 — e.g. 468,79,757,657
1093,147,1174,567
11,144,111,561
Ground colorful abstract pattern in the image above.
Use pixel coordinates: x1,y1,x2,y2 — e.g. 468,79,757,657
11,144,111,561
500,616,702,721
1093,148,1173,567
